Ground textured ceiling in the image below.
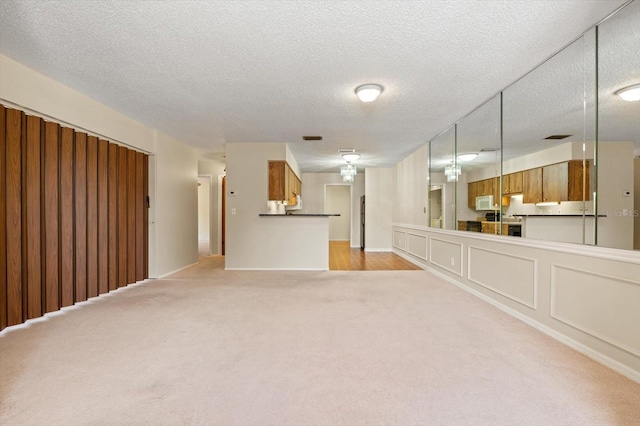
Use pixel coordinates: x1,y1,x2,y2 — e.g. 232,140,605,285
0,0,632,172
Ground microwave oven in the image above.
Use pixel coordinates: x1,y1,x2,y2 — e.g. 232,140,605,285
475,195,495,211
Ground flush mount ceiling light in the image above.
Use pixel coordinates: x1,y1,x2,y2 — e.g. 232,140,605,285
342,153,360,162
457,153,478,162
615,84,640,102
355,84,383,103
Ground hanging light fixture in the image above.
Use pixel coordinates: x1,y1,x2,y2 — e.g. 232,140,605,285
444,163,461,182
340,164,357,182
355,84,383,102
342,153,361,162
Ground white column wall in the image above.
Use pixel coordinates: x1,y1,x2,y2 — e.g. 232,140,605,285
198,159,226,254
364,167,394,251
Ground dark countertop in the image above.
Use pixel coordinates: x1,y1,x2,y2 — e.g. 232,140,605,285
514,214,606,217
259,213,340,217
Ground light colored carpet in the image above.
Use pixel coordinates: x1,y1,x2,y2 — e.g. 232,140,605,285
1,255,639,425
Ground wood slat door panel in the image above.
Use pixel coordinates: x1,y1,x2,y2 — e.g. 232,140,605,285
127,149,136,284
60,127,74,307
107,143,118,291
86,136,98,298
117,146,128,287
25,115,42,319
0,106,6,330
44,121,60,313
97,139,108,295
5,109,22,326
74,132,87,302
143,154,149,279
135,152,144,281
0,104,150,329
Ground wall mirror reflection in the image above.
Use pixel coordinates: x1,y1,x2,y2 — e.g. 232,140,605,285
426,0,639,251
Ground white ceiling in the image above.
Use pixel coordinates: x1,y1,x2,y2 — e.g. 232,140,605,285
0,0,631,172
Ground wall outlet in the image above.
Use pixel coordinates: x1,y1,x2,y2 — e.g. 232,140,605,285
231,208,236,215
450,257,455,266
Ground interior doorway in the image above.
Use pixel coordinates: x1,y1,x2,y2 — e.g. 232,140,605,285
325,184,352,243
197,176,211,258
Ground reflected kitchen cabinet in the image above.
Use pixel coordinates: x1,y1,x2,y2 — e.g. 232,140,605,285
523,161,589,204
523,168,543,203
503,171,523,195
467,181,479,209
268,160,302,204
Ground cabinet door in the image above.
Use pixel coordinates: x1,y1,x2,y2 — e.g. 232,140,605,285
268,161,286,200
491,177,500,199
502,174,511,195
482,222,496,234
523,168,543,203
510,171,523,194
467,181,478,209
542,162,568,202
479,179,492,196
568,160,590,201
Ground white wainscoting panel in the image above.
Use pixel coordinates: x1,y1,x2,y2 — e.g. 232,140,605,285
468,246,537,309
429,238,463,276
551,265,640,357
407,233,427,260
393,230,407,251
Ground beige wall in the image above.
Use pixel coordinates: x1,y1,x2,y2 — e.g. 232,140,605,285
197,177,210,241
326,185,351,241
635,158,640,250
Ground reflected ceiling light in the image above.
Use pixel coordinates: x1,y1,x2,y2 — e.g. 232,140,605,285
615,84,640,102
457,153,478,162
355,84,383,102
342,153,360,162
444,163,461,182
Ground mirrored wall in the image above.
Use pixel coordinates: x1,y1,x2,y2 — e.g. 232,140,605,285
428,0,639,251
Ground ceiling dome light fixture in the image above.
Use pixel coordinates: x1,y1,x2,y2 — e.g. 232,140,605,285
457,153,479,162
615,83,640,102
355,84,383,103
342,153,360,162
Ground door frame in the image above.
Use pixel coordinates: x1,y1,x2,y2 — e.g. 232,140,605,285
324,183,353,245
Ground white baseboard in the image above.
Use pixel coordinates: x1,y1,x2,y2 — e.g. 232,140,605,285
364,248,391,253
158,262,198,278
224,267,328,271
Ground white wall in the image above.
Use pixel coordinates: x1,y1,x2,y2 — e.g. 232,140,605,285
0,54,199,278
365,167,394,251
597,142,634,250
393,144,429,226
326,185,351,240
300,172,364,247
198,159,226,254
197,177,210,241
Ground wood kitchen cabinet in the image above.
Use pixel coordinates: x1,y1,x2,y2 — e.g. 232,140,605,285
467,181,479,209
522,161,589,204
481,222,498,234
268,160,302,204
503,172,523,195
523,168,543,203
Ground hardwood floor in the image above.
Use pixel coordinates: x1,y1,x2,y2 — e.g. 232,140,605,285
329,241,421,271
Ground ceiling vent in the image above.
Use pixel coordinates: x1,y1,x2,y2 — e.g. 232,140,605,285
338,148,356,153
544,134,572,140
302,136,322,141
480,147,500,152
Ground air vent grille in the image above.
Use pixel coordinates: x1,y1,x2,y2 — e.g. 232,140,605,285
544,134,572,140
302,136,322,141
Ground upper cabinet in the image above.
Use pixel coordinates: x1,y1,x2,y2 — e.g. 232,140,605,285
268,160,301,204
523,160,589,203
503,171,523,195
